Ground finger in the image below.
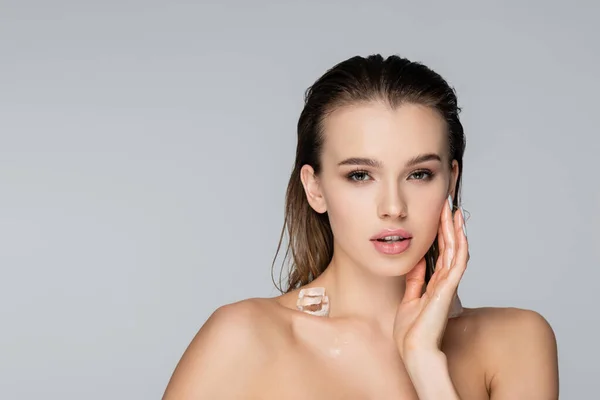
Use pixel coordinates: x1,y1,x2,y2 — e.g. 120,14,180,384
442,196,456,270
430,208,468,302
438,220,445,252
428,208,448,290
402,257,426,303
425,234,464,318
449,208,469,284
437,224,445,269
427,230,444,289
452,207,462,260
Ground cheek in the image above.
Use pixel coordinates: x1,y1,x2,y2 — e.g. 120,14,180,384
322,183,372,234
411,194,444,238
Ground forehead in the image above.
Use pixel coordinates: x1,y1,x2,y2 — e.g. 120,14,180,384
321,102,448,164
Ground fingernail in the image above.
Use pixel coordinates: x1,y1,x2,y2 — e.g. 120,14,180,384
447,194,453,211
460,207,468,237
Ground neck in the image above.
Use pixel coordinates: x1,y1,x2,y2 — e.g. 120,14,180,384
314,248,408,337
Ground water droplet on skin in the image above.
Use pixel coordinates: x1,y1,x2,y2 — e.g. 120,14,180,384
328,336,342,358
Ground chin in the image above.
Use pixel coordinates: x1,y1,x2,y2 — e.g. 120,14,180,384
375,264,415,277
337,241,424,277
366,247,426,277
361,257,417,277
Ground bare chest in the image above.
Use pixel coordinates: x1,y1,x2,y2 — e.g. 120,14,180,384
254,329,488,400
258,343,414,399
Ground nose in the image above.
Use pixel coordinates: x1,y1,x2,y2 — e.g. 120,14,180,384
377,181,407,220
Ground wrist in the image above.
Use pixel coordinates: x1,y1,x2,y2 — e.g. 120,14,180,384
403,350,459,400
395,337,442,365
403,348,447,371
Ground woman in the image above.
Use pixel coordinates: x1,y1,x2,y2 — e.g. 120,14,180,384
163,54,559,399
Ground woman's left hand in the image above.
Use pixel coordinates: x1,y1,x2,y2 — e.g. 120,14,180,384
393,198,469,362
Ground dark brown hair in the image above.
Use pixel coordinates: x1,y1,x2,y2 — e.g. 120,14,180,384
272,54,466,293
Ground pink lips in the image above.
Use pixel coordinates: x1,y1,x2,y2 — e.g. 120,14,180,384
370,228,413,255
370,228,413,241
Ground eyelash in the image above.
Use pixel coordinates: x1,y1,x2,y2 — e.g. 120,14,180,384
346,169,435,182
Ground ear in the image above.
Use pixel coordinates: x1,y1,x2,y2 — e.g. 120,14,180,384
448,160,460,200
300,164,327,214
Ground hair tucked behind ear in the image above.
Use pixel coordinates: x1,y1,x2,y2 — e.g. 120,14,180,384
272,54,466,293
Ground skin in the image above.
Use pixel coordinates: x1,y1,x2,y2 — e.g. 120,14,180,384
163,102,559,399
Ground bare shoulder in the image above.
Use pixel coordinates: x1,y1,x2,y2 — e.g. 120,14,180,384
464,307,557,360
460,306,559,399
457,306,555,337
163,298,289,399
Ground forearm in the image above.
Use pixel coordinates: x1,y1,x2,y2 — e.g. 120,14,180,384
404,351,460,400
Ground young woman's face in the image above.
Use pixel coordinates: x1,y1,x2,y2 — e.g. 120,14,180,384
303,102,458,277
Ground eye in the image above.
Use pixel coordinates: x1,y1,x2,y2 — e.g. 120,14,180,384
347,170,371,182
408,170,434,181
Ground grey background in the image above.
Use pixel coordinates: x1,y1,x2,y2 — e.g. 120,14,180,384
1,1,598,398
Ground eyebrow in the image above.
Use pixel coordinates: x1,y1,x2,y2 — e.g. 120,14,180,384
337,153,442,168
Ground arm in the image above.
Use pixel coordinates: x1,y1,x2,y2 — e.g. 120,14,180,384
404,350,460,400
162,302,268,399
488,309,559,399
404,309,559,400
393,199,467,399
